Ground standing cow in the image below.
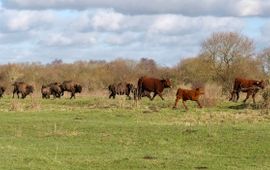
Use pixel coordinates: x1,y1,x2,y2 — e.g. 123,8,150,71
137,76,172,100
0,86,6,98
12,82,34,99
229,77,266,103
108,82,134,99
60,80,82,99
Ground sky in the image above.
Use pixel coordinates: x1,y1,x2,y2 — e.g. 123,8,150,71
0,0,270,66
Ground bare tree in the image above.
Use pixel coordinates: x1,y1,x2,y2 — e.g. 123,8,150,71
201,32,255,92
258,47,270,76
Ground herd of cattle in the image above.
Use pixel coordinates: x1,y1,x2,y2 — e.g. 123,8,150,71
0,77,267,110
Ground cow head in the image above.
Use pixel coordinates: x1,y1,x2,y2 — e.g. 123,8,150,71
26,85,34,94
75,84,82,93
256,80,266,89
0,86,5,92
161,78,172,88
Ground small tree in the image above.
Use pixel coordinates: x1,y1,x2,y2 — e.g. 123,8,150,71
201,32,255,92
258,47,270,76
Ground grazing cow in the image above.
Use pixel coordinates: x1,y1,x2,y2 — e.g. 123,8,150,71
60,80,82,99
12,82,34,99
137,76,172,100
108,82,134,99
0,86,6,98
229,77,266,104
173,88,204,110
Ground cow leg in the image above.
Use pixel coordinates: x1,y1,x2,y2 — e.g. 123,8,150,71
196,100,202,108
173,96,180,109
229,91,233,101
243,92,251,103
158,92,164,100
182,100,188,110
151,93,157,100
21,93,26,99
109,93,113,99
12,90,16,98
17,92,20,99
252,92,256,104
236,91,240,102
145,93,152,100
70,92,75,99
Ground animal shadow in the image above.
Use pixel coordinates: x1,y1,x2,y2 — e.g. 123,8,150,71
228,103,260,110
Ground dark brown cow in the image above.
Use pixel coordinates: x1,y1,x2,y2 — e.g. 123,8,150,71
60,80,82,99
229,77,266,103
41,82,62,99
173,88,204,110
137,76,172,100
41,85,51,99
0,86,6,98
12,82,34,99
132,87,151,100
108,82,134,99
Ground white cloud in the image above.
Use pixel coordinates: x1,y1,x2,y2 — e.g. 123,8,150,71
0,9,55,32
0,3,268,65
3,0,270,17
91,9,124,31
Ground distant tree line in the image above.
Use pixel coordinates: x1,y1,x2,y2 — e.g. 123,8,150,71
0,32,269,94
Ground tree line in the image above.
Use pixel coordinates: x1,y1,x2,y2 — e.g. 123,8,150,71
0,32,269,95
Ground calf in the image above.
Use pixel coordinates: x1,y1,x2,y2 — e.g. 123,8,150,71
229,77,266,104
173,88,204,110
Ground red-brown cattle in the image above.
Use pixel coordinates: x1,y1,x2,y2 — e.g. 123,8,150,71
12,82,34,99
229,77,266,103
137,76,172,100
173,88,204,110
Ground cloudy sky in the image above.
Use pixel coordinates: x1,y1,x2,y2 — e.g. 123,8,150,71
0,0,270,66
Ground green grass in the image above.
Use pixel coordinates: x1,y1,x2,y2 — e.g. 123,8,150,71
0,96,269,169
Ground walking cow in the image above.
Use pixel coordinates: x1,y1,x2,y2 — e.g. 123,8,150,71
60,81,82,99
229,77,266,104
108,82,134,99
137,76,172,100
12,82,34,99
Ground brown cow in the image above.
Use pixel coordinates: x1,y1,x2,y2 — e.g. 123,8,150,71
132,87,151,100
137,76,172,100
12,82,34,99
60,80,82,99
108,82,134,99
41,82,62,99
41,85,51,99
229,77,266,103
0,86,6,98
173,88,204,110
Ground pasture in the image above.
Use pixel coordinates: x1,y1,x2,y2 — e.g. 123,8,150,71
0,95,269,169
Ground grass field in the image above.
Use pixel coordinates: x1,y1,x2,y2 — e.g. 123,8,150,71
0,95,269,169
